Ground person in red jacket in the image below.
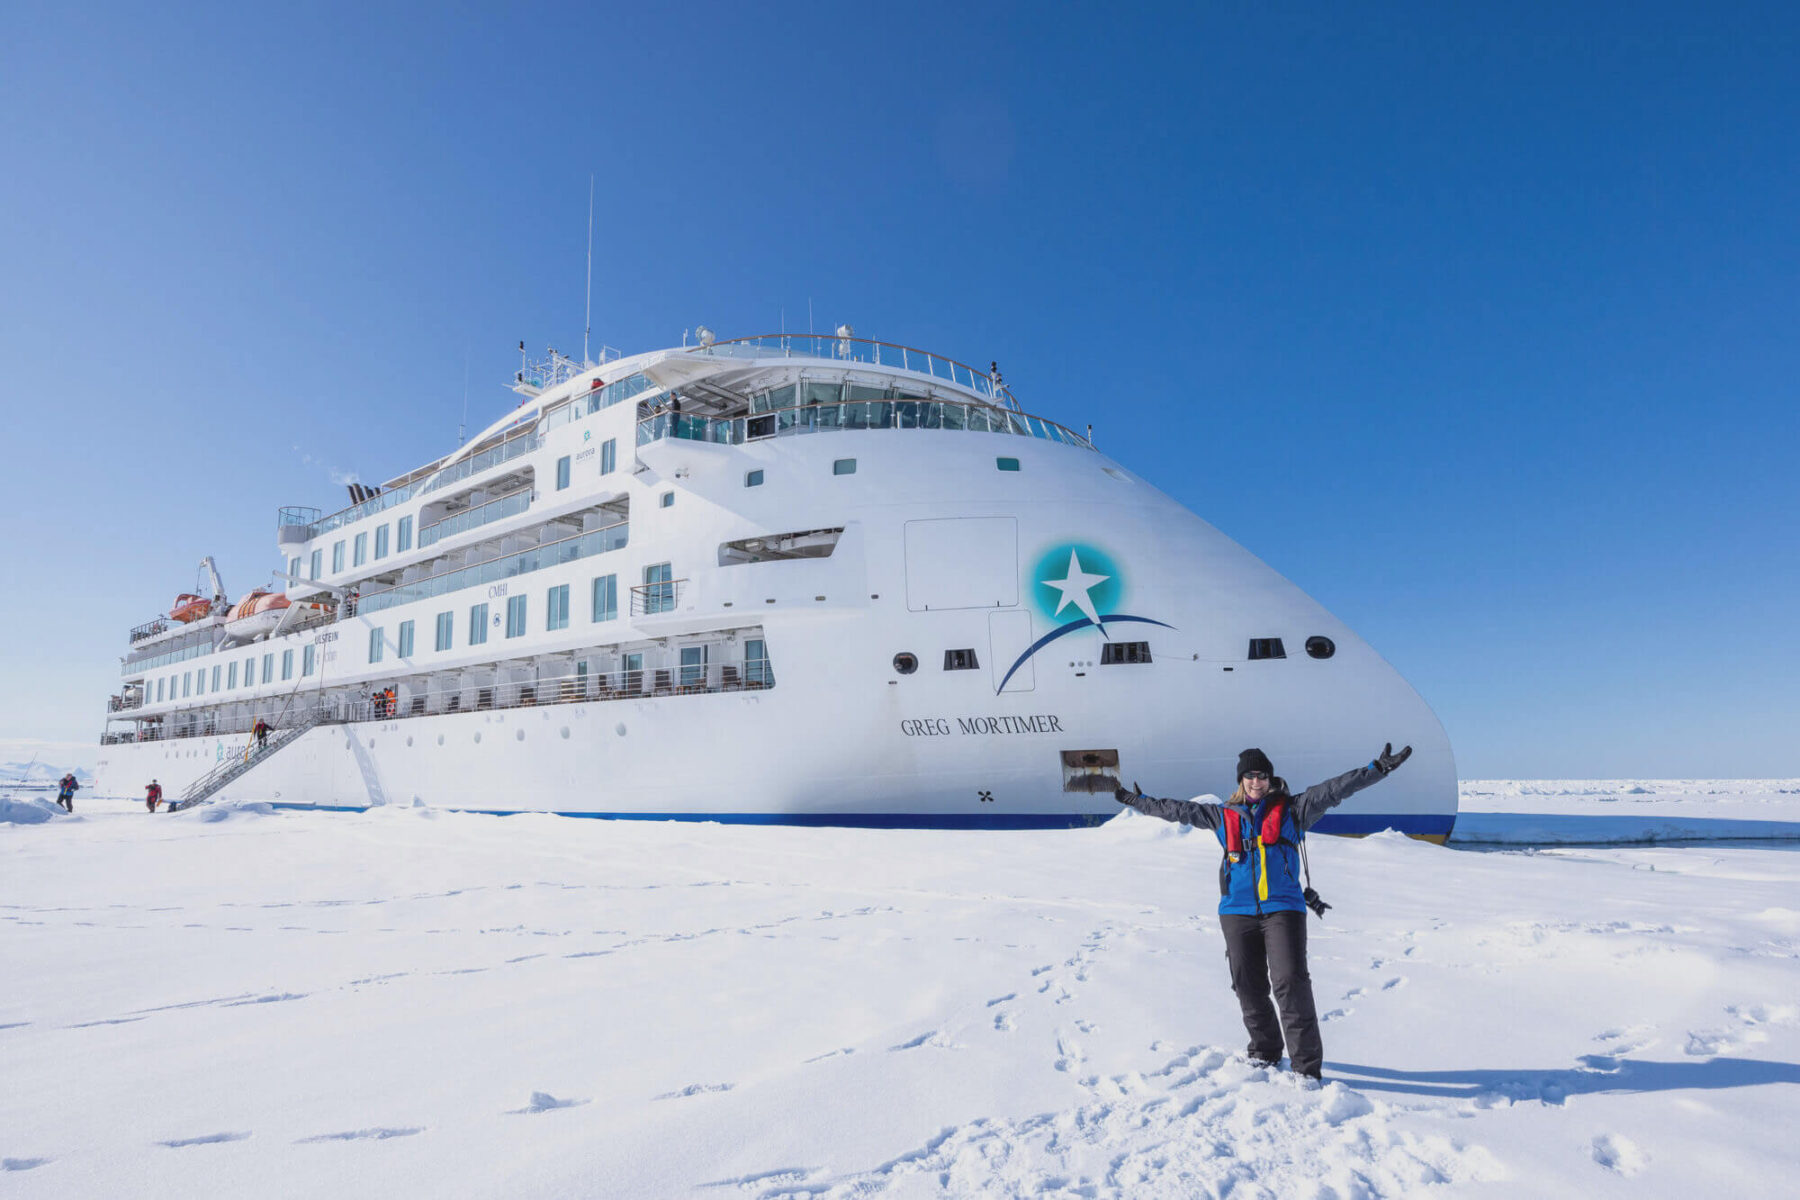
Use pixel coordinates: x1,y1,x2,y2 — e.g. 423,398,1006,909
145,780,163,812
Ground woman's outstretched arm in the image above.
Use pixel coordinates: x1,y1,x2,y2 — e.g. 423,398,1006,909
1114,784,1225,831
1292,743,1412,830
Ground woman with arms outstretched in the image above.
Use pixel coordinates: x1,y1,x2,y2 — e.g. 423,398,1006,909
1115,743,1411,1082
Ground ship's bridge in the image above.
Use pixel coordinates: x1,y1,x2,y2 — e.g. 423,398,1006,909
616,334,1095,453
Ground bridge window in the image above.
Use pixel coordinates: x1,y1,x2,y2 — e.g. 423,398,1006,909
1248,638,1286,661
1101,641,1152,665
944,648,981,670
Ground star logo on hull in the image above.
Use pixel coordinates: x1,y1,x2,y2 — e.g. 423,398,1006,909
996,543,1175,694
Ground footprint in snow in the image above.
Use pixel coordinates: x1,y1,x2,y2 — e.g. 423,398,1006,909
986,993,1016,1007
655,1083,734,1099
3,1158,52,1171
1321,1008,1351,1023
1591,1133,1647,1176
804,1047,855,1063
509,1092,587,1114
297,1127,424,1143
1381,977,1406,991
993,1011,1016,1032
224,992,306,1006
161,1132,251,1148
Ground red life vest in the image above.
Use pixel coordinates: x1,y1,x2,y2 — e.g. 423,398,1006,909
1223,798,1289,857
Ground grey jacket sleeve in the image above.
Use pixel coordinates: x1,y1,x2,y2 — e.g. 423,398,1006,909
1119,791,1224,831
1292,763,1386,830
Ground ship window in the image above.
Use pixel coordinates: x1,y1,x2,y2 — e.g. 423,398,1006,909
996,457,1020,472
833,458,856,476
893,652,918,675
374,524,389,560
1101,641,1152,665
660,491,674,508
469,602,489,646
435,611,453,652
155,678,163,702
244,656,256,686
303,644,316,676
262,653,273,681
803,381,841,405
944,648,980,671
1305,636,1336,660
211,665,221,690
745,638,772,687
281,649,294,680
397,515,413,553
194,669,204,696
182,672,191,698
745,470,764,488
332,541,345,573
353,532,367,567
592,574,617,622
397,620,414,658
228,661,238,689
1248,638,1286,661
556,455,571,491
547,584,570,631
369,628,384,664
310,549,322,580
600,438,617,475
288,555,301,580
680,645,707,688
641,562,675,614
505,594,527,638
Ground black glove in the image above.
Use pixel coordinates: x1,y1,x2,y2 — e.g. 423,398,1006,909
1303,887,1332,919
1374,743,1412,776
1114,780,1144,805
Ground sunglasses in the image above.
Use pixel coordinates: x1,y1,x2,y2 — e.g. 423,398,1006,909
1242,771,1271,782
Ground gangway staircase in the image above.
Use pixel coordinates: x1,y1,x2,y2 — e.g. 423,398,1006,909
171,707,337,811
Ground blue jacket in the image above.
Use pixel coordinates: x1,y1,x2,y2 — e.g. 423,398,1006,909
1120,763,1385,915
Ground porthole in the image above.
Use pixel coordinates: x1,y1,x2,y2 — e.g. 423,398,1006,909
1306,636,1336,660
436,734,445,746
405,736,413,747
560,726,571,739
515,729,525,741
893,652,918,675
473,731,482,744
996,457,1020,472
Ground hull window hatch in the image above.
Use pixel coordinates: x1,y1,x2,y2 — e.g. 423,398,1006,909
1061,748,1121,794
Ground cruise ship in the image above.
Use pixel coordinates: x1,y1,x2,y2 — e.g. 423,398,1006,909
94,332,1458,837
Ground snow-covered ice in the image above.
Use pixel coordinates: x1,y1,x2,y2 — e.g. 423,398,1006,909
3,784,1797,1198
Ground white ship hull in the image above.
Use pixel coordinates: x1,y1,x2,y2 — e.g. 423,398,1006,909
98,339,1457,837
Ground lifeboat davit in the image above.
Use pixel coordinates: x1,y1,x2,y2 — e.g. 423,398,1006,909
169,594,211,623
225,590,292,639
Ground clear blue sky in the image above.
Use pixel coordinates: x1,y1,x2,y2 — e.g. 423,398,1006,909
2,2,1795,777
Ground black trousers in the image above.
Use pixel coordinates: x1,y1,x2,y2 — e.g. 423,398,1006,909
1220,910,1323,1076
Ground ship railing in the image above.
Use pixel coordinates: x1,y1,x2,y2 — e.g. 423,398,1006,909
350,657,775,722
101,699,342,746
629,578,686,617
300,477,431,540
687,333,1003,403
636,399,1093,451
417,488,533,550
421,428,541,495
130,615,174,643
355,518,629,617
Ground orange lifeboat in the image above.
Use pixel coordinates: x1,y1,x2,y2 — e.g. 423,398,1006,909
225,590,292,638
169,594,211,623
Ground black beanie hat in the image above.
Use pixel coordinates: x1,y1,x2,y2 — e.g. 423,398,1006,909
1236,748,1274,780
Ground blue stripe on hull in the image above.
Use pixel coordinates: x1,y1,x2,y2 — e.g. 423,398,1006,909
265,802,1455,837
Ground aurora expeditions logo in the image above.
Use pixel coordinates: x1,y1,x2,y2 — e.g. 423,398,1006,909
995,544,1175,693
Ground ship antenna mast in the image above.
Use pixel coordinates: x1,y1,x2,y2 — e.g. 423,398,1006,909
582,174,594,367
